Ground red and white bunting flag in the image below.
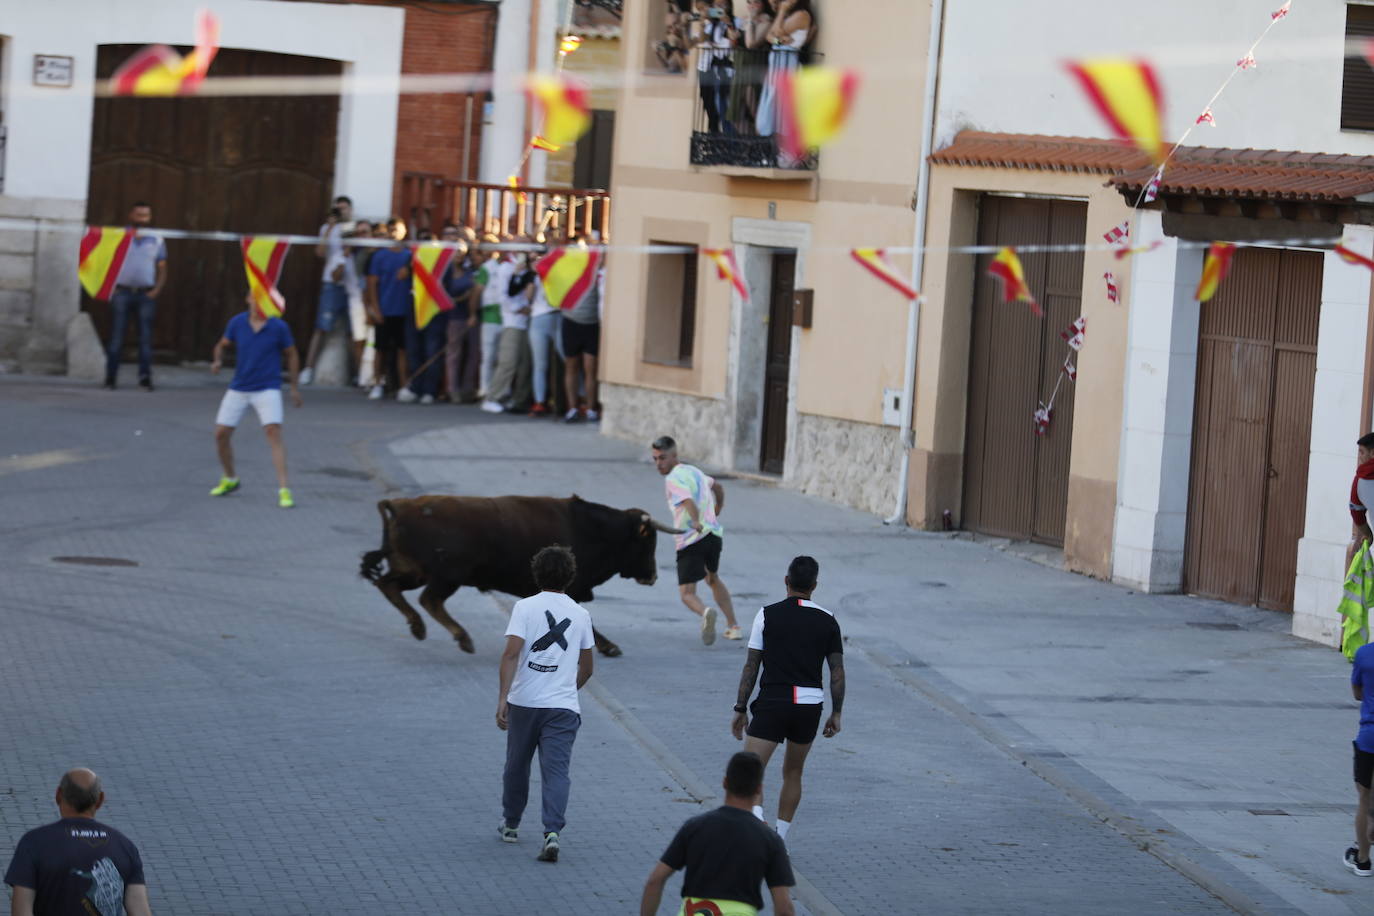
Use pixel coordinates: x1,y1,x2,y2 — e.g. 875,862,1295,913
1060,316,1087,351
1143,167,1163,203
1062,355,1077,381
1104,272,1119,303
1336,243,1374,272
1272,1,1291,20
1033,404,1052,437
1236,55,1257,70
1102,220,1129,246
1196,108,1216,127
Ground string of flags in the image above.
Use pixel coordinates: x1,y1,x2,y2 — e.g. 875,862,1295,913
412,244,457,330
242,237,289,320
702,249,750,304
988,248,1041,317
775,67,861,162
851,249,918,300
110,9,220,97
1035,317,1088,437
535,244,603,311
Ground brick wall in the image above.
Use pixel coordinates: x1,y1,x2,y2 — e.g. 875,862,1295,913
350,0,497,218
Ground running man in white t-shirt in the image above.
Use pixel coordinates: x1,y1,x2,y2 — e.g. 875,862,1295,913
496,545,595,863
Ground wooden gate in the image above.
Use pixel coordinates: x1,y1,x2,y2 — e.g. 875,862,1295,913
760,251,796,475
87,46,341,364
963,195,1086,545
1184,247,1321,611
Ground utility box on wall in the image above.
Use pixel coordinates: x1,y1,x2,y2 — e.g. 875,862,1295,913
883,388,903,427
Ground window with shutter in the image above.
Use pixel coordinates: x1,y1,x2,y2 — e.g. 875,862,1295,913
1343,4,1374,130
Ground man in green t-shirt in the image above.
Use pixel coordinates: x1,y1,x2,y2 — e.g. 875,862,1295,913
473,236,510,400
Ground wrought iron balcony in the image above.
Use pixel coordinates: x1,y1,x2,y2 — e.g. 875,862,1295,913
688,46,818,173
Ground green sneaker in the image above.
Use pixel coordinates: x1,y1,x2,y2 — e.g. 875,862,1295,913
210,477,240,497
278,487,295,509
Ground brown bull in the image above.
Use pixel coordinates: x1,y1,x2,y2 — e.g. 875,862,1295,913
359,494,680,656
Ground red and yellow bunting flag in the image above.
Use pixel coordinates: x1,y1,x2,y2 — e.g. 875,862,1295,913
535,246,602,312
1195,242,1236,302
530,135,561,153
78,227,133,301
988,247,1041,317
1065,59,1166,164
241,237,290,320
525,73,591,146
701,248,749,303
1114,240,1163,261
850,248,918,300
412,243,457,330
1337,243,1374,272
776,66,860,161
111,10,220,96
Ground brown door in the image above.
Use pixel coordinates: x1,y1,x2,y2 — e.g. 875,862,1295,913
87,46,341,364
963,195,1086,545
1185,247,1321,611
760,251,796,475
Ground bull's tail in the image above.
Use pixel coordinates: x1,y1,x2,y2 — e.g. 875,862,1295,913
359,499,397,583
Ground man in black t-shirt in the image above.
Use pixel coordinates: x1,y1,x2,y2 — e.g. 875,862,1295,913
731,556,844,842
640,752,794,916
4,768,151,916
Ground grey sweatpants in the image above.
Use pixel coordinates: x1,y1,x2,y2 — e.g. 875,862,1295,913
502,703,581,834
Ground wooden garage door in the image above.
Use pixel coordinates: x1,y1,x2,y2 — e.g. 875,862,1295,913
86,46,341,363
963,195,1086,546
1185,247,1321,612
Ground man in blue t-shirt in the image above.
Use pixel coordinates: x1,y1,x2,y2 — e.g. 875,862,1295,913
365,218,414,400
209,294,303,508
1347,644,1374,876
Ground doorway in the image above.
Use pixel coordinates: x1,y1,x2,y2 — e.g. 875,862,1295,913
760,250,796,474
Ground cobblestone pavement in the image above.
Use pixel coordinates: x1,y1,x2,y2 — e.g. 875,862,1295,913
0,370,1338,913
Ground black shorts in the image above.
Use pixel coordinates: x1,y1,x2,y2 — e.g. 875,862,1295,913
676,534,722,585
747,700,823,745
561,318,600,358
1356,741,1374,788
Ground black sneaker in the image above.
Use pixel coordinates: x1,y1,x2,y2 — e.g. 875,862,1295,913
139,376,154,392
102,378,116,390
1343,846,1372,876
537,832,559,862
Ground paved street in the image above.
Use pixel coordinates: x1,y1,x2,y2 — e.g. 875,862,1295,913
0,370,1365,913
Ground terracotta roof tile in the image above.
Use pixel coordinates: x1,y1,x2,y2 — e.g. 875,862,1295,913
931,131,1374,202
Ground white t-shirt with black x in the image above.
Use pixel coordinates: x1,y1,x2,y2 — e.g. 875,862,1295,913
505,591,594,713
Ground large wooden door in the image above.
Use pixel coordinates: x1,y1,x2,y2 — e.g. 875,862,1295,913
87,46,341,363
1185,247,1321,611
760,251,796,475
963,195,1085,545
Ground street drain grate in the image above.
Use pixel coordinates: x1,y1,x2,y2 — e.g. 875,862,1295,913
1248,809,1290,816
1186,622,1241,630
52,556,139,568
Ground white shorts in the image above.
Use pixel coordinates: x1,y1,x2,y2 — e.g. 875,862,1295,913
348,291,370,343
215,388,283,428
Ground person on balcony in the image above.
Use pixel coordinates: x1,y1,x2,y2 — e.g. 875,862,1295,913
693,0,736,135
755,0,815,157
726,0,774,137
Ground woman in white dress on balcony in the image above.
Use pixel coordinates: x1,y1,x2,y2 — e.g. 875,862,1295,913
754,0,815,154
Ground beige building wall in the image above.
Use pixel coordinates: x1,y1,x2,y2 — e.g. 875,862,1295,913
601,0,930,513
545,31,621,189
910,165,1135,578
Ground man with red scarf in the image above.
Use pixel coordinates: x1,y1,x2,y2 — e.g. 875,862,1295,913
1349,433,1374,567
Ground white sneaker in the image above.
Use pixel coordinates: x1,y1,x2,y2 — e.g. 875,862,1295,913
586,409,600,422
298,367,314,386
367,384,384,400
481,400,505,414
701,607,718,646
419,394,435,405
397,388,418,403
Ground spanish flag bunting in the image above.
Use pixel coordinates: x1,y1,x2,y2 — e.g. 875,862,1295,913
535,245,602,312
988,247,1041,317
850,249,918,300
1064,58,1166,164
531,135,561,153
1114,240,1163,261
1336,243,1374,272
701,248,749,303
1195,242,1236,302
412,243,457,330
241,237,290,320
110,9,220,96
78,227,133,301
776,66,861,161
525,73,591,146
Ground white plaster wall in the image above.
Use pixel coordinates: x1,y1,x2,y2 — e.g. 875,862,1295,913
481,0,564,188
939,0,1374,156
1,0,403,215
1294,226,1374,645
1112,211,1203,593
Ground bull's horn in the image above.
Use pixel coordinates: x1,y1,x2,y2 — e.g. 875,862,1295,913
642,514,685,535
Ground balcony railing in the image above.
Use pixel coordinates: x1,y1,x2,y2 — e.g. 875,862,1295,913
689,46,819,172
399,174,612,242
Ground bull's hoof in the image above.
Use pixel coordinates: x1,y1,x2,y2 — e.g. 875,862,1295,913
455,632,475,654
598,643,622,658
410,621,427,640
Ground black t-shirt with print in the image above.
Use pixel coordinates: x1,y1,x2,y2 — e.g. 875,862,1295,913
4,817,144,916
660,806,794,910
752,597,843,703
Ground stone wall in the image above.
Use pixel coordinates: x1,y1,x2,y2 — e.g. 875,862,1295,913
600,382,731,467
791,412,901,517
0,196,86,374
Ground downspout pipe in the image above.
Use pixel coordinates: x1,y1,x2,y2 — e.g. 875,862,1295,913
885,0,947,525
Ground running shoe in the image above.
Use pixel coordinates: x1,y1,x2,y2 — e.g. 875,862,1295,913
498,823,518,844
1344,847,1372,876
722,625,743,641
367,385,385,400
278,487,295,509
529,403,549,417
701,607,718,646
563,407,584,423
209,477,240,497
537,832,559,862
419,394,435,406
298,367,314,386
397,387,418,403
586,409,600,422
481,400,505,414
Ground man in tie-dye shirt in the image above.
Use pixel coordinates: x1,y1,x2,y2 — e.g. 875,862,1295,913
652,435,742,646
